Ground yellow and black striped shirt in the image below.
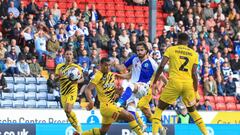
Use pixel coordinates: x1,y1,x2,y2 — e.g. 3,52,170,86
91,70,115,103
55,63,82,95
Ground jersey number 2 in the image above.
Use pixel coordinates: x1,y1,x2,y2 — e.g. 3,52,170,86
179,56,189,72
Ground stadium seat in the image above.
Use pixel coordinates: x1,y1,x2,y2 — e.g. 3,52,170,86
36,100,47,108
135,12,144,18
125,18,136,23
36,92,48,100
215,103,226,110
116,17,125,23
105,4,115,11
24,100,36,108
210,102,216,110
116,11,125,17
25,92,36,100
125,11,135,17
96,3,105,10
226,103,237,110
13,84,25,92
58,3,67,9
215,96,225,103
25,77,37,84
104,0,115,3
47,101,59,108
25,84,37,92
1,92,13,100
134,6,143,11
47,94,56,101
224,96,236,103
236,104,240,110
115,4,124,10
1,100,13,108
199,95,204,103
124,6,134,11
14,92,25,100
73,102,81,109
105,10,115,17
4,77,14,84
36,84,48,92
204,96,215,103
14,77,25,84
13,100,24,108
36,77,47,84
6,83,14,92
135,18,145,24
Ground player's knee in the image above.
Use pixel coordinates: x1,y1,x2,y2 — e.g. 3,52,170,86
187,106,196,112
64,108,72,115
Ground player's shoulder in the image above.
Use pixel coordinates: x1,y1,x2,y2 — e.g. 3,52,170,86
56,63,65,69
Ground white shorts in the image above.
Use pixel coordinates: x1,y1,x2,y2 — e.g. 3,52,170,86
121,80,149,105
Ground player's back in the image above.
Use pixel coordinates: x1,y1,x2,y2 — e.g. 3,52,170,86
91,70,116,104
164,45,198,82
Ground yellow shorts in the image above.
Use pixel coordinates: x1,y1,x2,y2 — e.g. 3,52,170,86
61,92,77,109
100,103,123,124
137,88,152,110
159,80,196,107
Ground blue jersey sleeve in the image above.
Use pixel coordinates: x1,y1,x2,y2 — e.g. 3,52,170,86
124,55,136,68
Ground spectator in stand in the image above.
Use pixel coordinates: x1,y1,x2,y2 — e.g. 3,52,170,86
46,14,56,29
47,73,61,107
214,8,225,21
68,2,81,17
204,75,218,96
163,0,174,13
89,49,99,65
0,42,7,60
214,52,224,65
0,0,9,18
90,4,101,22
8,1,20,18
66,19,78,37
207,32,220,51
201,99,213,111
78,20,89,37
29,56,42,77
77,49,91,69
128,23,136,36
166,11,175,26
34,30,51,64
224,75,236,96
98,27,109,51
83,4,91,23
47,34,60,57
0,69,8,93
222,48,231,60
177,107,194,124
230,54,240,74
2,12,17,39
5,46,18,62
20,26,34,54
18,46,32,61
118,29,130,49
51,3,61,23
26,0,39,15
7,39,21,56
17,55,30,77
234,33,240,55
18,1,26,14
4,57,19,76
202,2,214,20
222,62,233,81
55,49,65,65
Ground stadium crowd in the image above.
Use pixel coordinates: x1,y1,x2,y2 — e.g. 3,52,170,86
0,0,239,110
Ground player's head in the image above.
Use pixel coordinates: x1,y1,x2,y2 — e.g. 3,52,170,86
178,33,189,45
136,41,149,59
100,58,111,73
64,49,74,62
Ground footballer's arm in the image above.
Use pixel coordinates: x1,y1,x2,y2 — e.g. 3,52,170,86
192,64,198,92
153,56,169,84
84,82,96,110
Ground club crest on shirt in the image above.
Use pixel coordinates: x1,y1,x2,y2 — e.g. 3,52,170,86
144,63,148,68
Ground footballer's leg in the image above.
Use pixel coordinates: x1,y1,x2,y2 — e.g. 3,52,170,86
64,94,82,134
82,124,111,135
118,109,144,135
182,84,208,135
152,80,180,135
